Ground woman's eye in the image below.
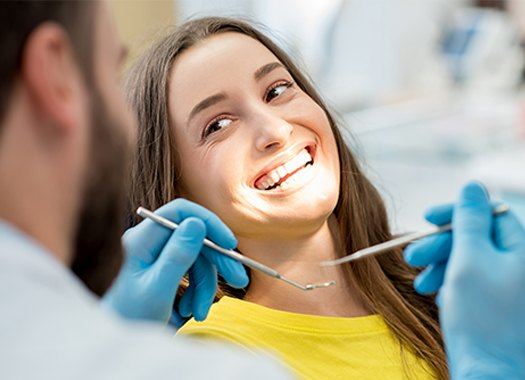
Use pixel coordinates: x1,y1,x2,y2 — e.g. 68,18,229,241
265,81,292,102
203,117,233,139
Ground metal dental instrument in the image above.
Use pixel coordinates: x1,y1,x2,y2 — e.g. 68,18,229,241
321,204,510,266
137,207,336,291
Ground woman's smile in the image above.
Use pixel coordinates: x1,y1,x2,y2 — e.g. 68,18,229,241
253,143,316,192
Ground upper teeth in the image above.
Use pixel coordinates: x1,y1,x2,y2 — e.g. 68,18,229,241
255,148,313,190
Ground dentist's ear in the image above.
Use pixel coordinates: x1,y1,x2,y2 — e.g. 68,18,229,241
21,22,87,136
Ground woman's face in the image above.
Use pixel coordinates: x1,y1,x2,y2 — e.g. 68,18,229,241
169,32,340,239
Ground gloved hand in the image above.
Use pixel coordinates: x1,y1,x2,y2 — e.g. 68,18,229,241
407,182,525,379
102,198,249,327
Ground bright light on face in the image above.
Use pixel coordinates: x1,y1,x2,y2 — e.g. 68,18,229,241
168,32,340,240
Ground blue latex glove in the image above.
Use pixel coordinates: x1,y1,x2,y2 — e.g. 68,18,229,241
407,182,525,379
102,198,249,327
403,202,453,294
404,199,511,295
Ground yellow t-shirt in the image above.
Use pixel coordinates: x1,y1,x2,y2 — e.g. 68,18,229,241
177,296,435,380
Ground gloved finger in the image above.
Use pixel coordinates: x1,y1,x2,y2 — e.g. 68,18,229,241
153,217,207,294
404,232,452,267
178,281,195,318
189,255,217,322
453,181,492,248
424,204,454,226
201,246,249,289
164,198,237,249
169,309,189,329
424,201,501,227
493,210,525,252
123,198,237,264
414,263,447,295
122,220,174,265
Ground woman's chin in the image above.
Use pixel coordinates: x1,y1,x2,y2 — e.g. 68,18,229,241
257,194,337,233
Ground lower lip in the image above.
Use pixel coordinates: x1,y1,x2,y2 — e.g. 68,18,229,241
257,162,316,196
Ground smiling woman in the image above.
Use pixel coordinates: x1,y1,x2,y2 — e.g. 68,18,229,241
125,17,447,380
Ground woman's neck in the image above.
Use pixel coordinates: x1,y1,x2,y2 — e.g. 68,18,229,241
239,216,371,317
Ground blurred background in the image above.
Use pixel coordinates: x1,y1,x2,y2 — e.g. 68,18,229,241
110,0,525,232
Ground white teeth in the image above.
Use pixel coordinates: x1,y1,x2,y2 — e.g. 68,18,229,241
280,180,290,190
269,172,280,184
276,167,287,178
284,159,295,173
255,148,313,190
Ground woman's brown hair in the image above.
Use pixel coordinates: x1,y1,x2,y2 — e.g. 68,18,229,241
125,17,448,379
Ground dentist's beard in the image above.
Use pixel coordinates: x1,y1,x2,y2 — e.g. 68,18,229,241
71,91,130,297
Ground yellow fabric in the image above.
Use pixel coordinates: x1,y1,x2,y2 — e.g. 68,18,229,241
178,296,435,380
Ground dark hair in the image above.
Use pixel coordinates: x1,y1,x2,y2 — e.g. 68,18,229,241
125,17,448,379
0,1,94,125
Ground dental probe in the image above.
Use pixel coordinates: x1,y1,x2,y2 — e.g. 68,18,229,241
137,207,336,291
321,204,510,266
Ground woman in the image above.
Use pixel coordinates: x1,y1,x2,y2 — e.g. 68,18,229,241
125,17,447,379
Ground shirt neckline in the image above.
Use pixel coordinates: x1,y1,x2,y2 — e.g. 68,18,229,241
215,296,388,335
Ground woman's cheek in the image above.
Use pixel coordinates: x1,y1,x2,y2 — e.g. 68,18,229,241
198,156,235,199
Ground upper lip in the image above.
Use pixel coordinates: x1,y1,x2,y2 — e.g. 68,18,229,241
252,142,316,187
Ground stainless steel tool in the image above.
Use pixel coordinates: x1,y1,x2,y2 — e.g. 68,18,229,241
137,207,336,291
321,204,510,266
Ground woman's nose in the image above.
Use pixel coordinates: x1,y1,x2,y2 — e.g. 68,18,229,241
254,115,294,152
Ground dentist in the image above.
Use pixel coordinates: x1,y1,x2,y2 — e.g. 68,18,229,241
0,1,288,379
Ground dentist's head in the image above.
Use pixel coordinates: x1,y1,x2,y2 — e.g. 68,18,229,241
0,1,136,295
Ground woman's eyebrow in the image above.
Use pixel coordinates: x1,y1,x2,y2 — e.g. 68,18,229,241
188,92,227,123
186,62,284,124
254,62,285,81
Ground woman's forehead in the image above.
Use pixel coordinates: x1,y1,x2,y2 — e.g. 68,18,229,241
170,33,281,91
168,32,285,122
180,32,277,68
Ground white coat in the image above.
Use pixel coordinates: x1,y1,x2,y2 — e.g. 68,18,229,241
0,221,291,380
